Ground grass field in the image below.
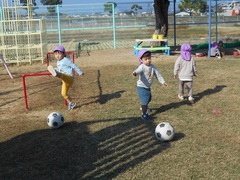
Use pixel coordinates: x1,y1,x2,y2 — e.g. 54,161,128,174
0,48,240,179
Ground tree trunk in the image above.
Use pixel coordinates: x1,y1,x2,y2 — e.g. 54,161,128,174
154,0,170,37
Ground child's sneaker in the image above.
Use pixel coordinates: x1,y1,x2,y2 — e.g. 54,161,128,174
47,65,57,77
188,96,194,103
178,94,184,101
68,102,76,111
141,113,149,121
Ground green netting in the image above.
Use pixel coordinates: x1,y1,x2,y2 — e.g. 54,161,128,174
192,41,240,50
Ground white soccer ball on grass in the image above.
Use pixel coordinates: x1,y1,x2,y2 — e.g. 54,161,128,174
155,122,175,142
47,112,64,129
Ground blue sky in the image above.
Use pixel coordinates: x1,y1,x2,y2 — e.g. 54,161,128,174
0,0,234,6
0,0,177,12
1,0,232,11
0,0,175,6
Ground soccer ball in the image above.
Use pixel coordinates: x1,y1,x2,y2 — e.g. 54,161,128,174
47,112,64,129
155,122,175,142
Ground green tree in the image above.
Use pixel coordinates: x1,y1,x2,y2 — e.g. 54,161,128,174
40,0,62,14
131,4,143,15
178,0,207,15
104,2,117,15
21,0,38,15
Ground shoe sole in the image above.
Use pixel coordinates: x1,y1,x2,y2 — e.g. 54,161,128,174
47,65,57,77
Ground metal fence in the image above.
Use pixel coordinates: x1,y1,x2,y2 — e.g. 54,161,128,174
0,2,240,62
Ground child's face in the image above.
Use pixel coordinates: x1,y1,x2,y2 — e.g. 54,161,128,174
218,41,223,47
141,56,151,66
54,51,64,60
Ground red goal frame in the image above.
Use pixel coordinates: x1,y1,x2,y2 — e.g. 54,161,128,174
22,51,75,110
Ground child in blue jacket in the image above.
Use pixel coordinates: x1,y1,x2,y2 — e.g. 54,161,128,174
48,45,84,110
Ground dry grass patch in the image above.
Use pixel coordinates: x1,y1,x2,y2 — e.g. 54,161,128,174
0,48,240,179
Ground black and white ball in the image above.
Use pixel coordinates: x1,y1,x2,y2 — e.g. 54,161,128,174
47,112,64,129
155,122,175,141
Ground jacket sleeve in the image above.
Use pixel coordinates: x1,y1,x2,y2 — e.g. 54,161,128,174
133,64,143,75
69,60,83,76
192,58,197,73
174,57,181,75
153,66,165,84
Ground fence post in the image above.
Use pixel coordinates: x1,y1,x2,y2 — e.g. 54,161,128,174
22,75,29,110
208,0,212,58
57,4,62,45
112,3,116,49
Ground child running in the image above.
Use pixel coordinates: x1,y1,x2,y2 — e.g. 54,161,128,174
132,49,168,120
174,43,197,103
47,45,84,110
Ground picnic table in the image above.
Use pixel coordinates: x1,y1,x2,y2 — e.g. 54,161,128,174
134,38,170,56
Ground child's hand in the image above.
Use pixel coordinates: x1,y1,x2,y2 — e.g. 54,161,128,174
194,73,197,77
162,82,168,87
132,72,137,77
174,74,177,79
80,73,84,76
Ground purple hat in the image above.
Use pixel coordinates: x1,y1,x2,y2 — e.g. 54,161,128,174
180,44,192,61
211,42,218,49
53,45,65,53
138,49,150,65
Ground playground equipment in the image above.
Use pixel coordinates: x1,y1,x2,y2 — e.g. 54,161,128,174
22,51,75,110
0,54,13,79
0,0,47,65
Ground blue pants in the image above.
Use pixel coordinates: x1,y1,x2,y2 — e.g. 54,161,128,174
137,86,151,106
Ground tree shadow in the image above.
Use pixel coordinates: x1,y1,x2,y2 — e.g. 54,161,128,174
76,70,126,108
91,90,126,104
0,117,184,179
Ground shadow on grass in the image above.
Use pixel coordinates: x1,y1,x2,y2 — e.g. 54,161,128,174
91,90,126,104
193,85,227,103
76,69,126,108
92,70,126,104
152,85,227,115
0,117,184,179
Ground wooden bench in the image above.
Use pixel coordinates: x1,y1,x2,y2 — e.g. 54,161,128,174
134,38,170,56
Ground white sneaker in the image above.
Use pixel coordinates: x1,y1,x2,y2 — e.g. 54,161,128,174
188,96,194,103
178,94,184,101
68,102,76,111
47,65,57,77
